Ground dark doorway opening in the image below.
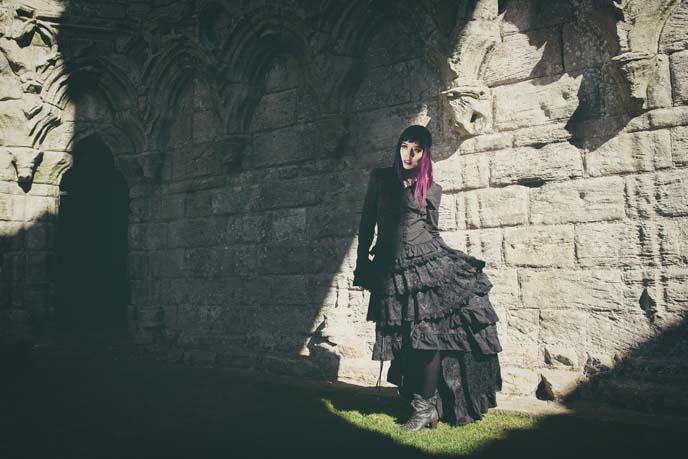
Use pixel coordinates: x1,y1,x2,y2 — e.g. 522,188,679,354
56,136,129,331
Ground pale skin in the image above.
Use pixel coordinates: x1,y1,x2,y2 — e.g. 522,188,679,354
400,140,423,188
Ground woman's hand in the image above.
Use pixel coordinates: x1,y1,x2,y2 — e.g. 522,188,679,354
353,260,375,290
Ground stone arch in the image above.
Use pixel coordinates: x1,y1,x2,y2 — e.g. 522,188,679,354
337,2,445,163
55,134,129,331
141,37,218,179
326,0,443,115
242,51,321,170
218,8,322,135
38,58,145,186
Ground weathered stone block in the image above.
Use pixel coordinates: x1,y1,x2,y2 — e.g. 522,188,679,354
185,191,213,218
252,177,321,211
505,308,539,343
128,223,167,250
439,230,468,252
501,366,539,396
575,222,646,267
512,124,573,147
504,224,574,268
530,176,625,224
168,218,225,248
665,268,688,313
25,196,57,221
659,1,688,52
491,142,583,186
182,247,224,278
538,368,586,399
434,153,491,192
501,0,572,33
466,228,503,268
499,337,540,367
656,169,688,216
543,345,583,369
248,126,316,169
211,186,253,215
521,270,625,311
250,90,298,132
539,309,589,347
672,125,688,166
25,223,53,250
647,54,673,109
585,130,672,176
265,275,311,305
624,174,654,220
458,133,513,155
127,252,148,280
562,22,608,72
588,311,655,353
493,71,598,131
192,110,221,143
270,208,307,241
483,268,519,310
2,253,24,282
353,63,414,111
484,28,563,86
670,50,688,105
0,194,14,221
438,193,457,231
306,206,358,240
625,106,688,132
25,252,52,281
354,101,441,155
464,186,529,229
150,249,184,279
659,219,688,265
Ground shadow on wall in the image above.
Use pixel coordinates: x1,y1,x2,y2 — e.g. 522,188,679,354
562,314,688,413
41,0,470,383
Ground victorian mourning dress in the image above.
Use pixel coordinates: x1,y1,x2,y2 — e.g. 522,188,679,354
353,166,503,426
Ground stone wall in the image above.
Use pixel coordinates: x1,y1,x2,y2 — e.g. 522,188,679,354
1,0,687,405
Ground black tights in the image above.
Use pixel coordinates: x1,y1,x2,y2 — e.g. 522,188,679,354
407,350,441,399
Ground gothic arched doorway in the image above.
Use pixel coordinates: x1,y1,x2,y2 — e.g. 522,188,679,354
56,136,129,330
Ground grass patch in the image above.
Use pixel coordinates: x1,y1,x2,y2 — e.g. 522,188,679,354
322,397,538,456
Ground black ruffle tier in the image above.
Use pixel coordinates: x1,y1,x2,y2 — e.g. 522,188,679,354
366,238,503,361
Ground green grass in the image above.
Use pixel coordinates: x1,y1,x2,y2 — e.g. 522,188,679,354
322,397,538,456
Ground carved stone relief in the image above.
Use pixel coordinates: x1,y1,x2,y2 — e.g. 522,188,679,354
441,0,501,138
604,0,681,109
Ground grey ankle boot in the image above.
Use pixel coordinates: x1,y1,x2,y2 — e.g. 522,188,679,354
399,393,439,431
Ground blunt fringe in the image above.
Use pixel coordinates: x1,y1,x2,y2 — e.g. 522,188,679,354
393,125,434,209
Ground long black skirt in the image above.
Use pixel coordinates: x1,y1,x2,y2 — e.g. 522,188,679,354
366,238,503,425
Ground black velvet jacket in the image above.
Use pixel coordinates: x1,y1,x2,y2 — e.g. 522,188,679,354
353,166,483,289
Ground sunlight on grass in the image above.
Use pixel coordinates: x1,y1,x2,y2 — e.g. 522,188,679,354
322,398,539,455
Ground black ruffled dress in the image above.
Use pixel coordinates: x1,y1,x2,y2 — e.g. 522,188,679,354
353,166,503,426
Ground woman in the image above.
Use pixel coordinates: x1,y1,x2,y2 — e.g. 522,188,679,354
353,125,502,430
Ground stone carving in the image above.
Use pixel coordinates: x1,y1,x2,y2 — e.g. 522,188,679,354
0,3,62,188
441,85,491,137
315,115,349,156
5,147,43,189
607,0,682,108
441,0,501,138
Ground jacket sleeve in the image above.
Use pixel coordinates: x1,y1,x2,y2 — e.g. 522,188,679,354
353,169,379,288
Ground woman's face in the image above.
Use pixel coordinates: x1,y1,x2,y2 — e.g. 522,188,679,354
399,139,424,170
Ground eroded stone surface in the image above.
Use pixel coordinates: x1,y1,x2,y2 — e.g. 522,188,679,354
1,0,687,407
530,177,626,225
